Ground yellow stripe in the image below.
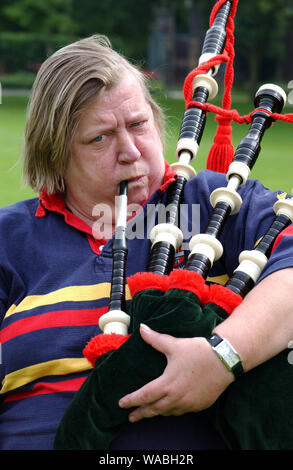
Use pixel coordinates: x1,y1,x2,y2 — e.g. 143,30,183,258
254,236,263,249
277,192,288,200
5,283,132,318
206,274,229,285
0,358,92,395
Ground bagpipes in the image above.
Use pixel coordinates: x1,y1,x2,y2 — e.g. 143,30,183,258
54,0,293,450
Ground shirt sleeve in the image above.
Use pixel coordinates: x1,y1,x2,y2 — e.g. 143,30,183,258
190,170,293,279
222,179,293,281
184,170,293,280
0,269,8,389
0,268,8,325
258,224,293,282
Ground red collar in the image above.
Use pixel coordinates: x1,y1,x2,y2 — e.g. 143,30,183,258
35,160,177,237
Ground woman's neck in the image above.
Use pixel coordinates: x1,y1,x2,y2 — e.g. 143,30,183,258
65,190,116,239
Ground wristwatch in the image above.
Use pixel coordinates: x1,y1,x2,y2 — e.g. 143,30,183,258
206,333,244,378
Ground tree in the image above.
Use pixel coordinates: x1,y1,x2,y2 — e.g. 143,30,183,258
71,0,158,60
2,0,77,55
234,0,293,92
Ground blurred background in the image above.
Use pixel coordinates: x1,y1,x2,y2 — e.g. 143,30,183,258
0,0,293,206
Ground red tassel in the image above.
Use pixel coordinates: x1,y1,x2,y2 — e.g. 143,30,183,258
83,333,131,367
127,272,169,297
206,116,234,173
167,269,209,305
207,283,242,314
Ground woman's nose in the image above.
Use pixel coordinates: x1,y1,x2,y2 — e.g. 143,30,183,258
117,130,141,164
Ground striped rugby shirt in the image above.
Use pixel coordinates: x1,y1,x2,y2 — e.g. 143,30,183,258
0,166,292,450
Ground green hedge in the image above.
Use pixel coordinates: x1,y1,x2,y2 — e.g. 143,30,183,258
0,31,77,74
1,71,36,89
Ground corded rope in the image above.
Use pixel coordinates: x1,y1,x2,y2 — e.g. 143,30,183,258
183,0,293,172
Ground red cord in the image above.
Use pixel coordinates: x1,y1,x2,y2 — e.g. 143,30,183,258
184,0,238,112
183,0,293,126
186,101,293,125
182,0,293,172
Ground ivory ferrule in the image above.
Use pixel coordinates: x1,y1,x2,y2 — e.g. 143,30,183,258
274,199,293,221
257,83,287,106
198,52,221,76
176,138,199,161
188,234,223,264
150,223,183,250
209,187,243,215
171,162,196,181
226,161,251,186
99,310,130,335
226,175,242,192
234,250,268,283
192,74,218,100
178,151,192,166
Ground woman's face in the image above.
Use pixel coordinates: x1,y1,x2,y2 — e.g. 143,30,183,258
65,73,165,213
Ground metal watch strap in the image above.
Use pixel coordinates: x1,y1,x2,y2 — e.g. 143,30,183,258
207,333,244,379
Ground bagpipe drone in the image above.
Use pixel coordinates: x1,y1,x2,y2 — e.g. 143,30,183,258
54,0,293,450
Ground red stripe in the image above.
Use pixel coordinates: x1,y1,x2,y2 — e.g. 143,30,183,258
272,225,293,253
36,190,94,235
4,377,87,402
0,307,107,343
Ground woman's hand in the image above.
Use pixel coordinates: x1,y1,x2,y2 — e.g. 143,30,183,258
118,323,234,423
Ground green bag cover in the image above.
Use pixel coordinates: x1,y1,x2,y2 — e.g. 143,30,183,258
54,288,293,450
54,287,224,450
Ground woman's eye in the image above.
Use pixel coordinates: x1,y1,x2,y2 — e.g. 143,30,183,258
131,122,141,128
94,135,105,143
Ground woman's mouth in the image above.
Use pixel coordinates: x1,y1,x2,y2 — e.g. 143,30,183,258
127,175,147,186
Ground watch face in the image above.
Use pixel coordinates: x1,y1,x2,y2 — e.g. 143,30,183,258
215,341,241,369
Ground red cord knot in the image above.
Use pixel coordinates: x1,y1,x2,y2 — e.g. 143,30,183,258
251,108,273,118
186,100,209,112
242,108,274,125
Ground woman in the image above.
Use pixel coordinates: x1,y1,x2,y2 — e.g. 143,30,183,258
1,35,293,450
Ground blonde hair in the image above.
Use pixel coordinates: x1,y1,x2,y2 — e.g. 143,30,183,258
22,35,165,194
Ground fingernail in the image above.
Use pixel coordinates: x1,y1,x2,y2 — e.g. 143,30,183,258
140,323,151,331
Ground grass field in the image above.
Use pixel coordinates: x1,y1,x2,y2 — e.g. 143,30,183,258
0,91,292,208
